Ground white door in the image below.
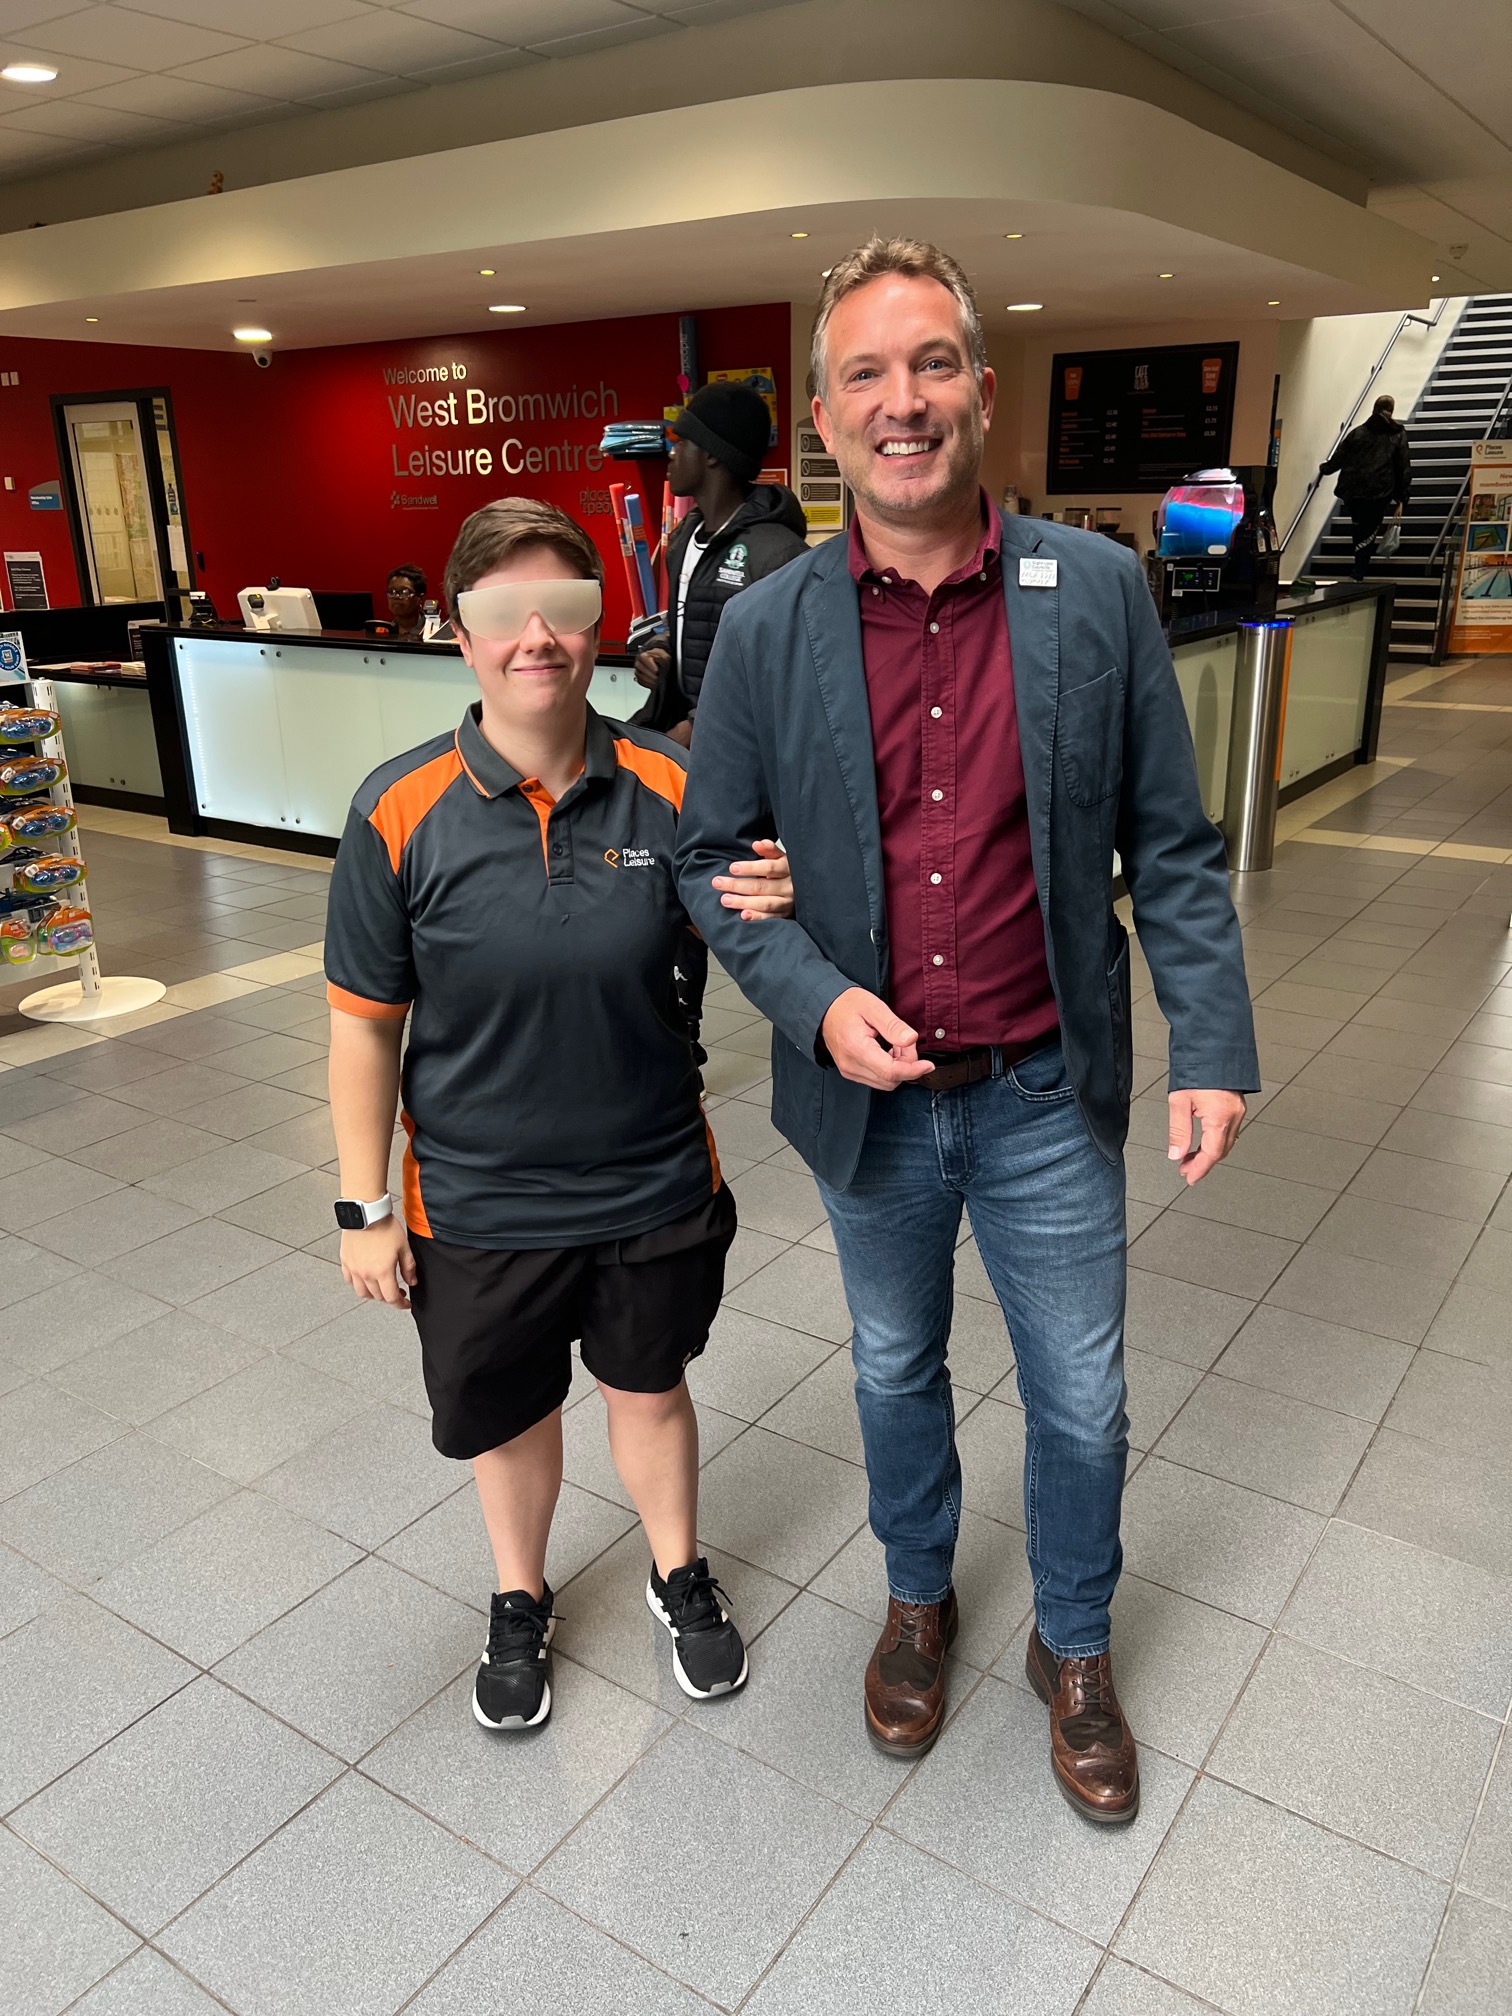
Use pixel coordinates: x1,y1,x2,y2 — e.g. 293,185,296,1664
61,401,163,604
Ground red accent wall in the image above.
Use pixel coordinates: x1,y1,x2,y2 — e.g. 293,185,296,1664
0,300,790,645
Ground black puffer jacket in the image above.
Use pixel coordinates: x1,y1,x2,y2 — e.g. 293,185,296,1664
1321,413,1412,504
639,485,808,730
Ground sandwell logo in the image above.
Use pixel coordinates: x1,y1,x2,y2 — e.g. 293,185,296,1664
391,490,439,510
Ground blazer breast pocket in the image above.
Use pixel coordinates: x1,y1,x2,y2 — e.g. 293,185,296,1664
1056,666,1124,807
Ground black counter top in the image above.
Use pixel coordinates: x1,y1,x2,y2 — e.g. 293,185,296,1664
1165,579,1387,647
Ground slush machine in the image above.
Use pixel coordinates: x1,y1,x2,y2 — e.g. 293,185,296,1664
1146,465,1280,621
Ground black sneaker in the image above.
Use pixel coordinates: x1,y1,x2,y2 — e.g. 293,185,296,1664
646,1557,748,1699
473,1585,555,1731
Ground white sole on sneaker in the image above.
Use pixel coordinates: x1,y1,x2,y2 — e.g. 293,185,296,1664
644,1579,749,1699
472,1609,557,1730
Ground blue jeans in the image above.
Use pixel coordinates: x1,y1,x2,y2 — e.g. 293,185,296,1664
816,1040,1129,1658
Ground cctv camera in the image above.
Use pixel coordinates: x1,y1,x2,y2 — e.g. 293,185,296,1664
251,348,272,369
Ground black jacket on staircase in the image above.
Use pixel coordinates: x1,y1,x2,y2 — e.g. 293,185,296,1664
1321,413,1413,505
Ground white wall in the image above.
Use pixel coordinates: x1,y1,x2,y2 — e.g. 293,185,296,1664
1272,297,1466,577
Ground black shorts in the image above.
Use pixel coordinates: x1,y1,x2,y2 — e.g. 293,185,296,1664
409,1187,737,1459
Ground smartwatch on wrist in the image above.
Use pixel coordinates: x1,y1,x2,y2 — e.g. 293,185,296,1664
333,1193,393,1232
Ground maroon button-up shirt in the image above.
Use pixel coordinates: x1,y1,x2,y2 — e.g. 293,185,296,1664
849,503,1058,1052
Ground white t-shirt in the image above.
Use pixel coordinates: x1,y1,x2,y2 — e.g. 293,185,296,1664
674,511,736,664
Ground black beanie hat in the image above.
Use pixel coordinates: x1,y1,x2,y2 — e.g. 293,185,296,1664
668,381,772,483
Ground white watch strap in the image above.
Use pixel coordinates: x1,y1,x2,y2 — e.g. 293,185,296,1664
359,1194,393,1226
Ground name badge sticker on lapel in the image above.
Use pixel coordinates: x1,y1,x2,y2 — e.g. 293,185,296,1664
1019,557,1058,588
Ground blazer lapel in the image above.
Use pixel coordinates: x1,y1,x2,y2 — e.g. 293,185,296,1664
802,539,886,942
999,510,1057,892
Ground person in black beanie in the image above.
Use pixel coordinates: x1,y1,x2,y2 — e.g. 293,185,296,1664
634,381,807,747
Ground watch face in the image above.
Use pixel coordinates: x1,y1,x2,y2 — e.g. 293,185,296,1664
333,1200,367,1230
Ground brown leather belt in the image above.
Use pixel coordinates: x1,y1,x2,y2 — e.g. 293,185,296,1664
915,1036,1054,1092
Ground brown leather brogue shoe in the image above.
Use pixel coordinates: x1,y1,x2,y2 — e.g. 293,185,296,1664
863,1590,959,1758
1025,1626,1140,1825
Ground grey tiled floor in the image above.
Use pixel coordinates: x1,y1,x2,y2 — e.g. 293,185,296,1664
3,658,1512,2014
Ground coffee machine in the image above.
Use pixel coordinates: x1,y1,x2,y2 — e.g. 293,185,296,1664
1146,464,1280,622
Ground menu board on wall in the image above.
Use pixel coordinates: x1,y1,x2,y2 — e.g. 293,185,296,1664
1047,342,1239,494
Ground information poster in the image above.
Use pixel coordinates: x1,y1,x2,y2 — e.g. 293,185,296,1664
795,423,846,535
1447,442,1512,656
1047,342,1239,494
3,551,48,609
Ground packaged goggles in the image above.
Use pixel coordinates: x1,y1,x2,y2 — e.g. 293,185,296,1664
456,578,602,642
0,706,59,743
7,801,75,840
15,855,84,895
0,916,34,963
38,905,92,956
0,754,65,796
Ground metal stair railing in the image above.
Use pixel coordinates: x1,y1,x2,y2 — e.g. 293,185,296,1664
1280,298,1452,558
1427,368,1512,664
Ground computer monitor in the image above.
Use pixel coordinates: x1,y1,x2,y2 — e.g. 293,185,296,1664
237,586,321,633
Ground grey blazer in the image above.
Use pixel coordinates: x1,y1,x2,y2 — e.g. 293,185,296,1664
674,509,1260,1191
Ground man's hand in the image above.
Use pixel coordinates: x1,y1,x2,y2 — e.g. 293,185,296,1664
341,1217,417,1309
713,838,793,919
664,717,693,748
634,645,670,691
821,987,936,1091
1168,1090,1246,1186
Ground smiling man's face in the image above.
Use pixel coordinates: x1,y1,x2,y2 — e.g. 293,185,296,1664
813,272,994,530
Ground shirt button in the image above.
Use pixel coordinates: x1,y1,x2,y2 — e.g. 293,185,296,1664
871,585,880,597
979,570,987,581
930,872,942,885
930,706,942,719
929,621,940,634
931,789,943,802
932,954,944,966
935,1028,945,1039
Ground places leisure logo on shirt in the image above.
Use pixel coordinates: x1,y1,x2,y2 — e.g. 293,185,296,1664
605,847,657,869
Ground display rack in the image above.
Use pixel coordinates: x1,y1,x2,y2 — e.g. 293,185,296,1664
0,646,166,1024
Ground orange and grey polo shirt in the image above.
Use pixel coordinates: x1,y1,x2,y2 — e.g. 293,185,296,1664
325,702,720,1250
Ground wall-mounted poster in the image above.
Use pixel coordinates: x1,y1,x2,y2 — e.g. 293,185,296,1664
1448,441,1512,656
1047,342,1239,494
3,552,48,609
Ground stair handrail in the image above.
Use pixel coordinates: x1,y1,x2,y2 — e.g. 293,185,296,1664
1426,365,1512,664
1279,298,1450,556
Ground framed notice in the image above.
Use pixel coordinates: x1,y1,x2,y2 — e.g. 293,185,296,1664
3,551,48,610
1447,441,1512,656
1047,342,1239,494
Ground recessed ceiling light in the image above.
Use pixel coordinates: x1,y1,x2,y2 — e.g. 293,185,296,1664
488,303,526,314
1006,301,1043,312
1431,273,1441,281
1267,299,1281,306
820,268,832,278
2,62,58,84
85,316,98,324
1158,271,1175,279
1004,233,1024,240
790,231,809,239
232,326,272,341
478,267,495,276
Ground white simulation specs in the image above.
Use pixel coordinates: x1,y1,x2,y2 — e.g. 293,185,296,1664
456,578,602,641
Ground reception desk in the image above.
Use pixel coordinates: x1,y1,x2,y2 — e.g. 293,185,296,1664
138,582,1391,855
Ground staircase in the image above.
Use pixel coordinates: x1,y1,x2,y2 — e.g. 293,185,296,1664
1306,295,1512,659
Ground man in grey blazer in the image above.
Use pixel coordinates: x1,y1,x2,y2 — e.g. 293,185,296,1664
676,237,1259,1825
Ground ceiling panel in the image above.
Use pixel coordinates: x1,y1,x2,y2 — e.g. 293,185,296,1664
23,3,249,66
397,0,646,36
135,0,369,34
1344,0,1512,148
72,71,279,121
527,14,675,55
170,44,385,99
0,93,179,138
280,12,512,69
0,0,85,27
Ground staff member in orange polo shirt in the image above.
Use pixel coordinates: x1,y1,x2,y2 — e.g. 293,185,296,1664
325,497,792,1732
